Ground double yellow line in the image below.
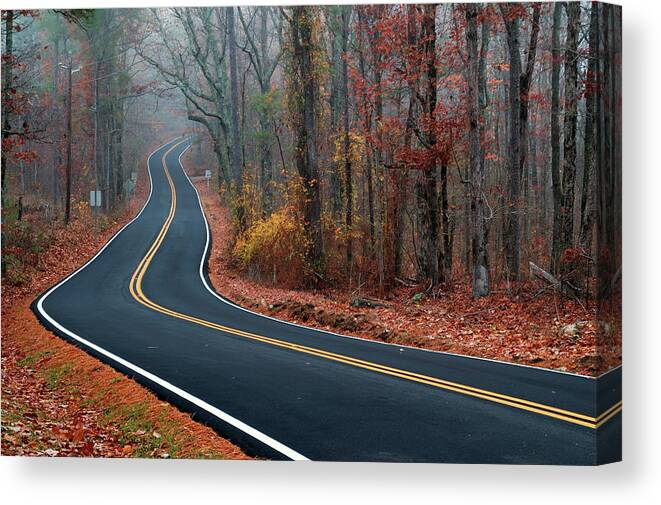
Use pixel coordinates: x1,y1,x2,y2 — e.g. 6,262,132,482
129,140,622,431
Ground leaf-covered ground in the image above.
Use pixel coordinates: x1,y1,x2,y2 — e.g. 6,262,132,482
1,152,249,459
194,180,621,377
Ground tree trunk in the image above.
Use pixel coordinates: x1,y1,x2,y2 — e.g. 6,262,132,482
550,2,563,274
258,10,274,216
291,6,323,271
466,4,490,298
341,6,353,274
329,8,343,217
580,2,599,253
1,10,14,197
391,5,418,282
439,163,451,282
519,4,541,275
596,4,621,299
227,7,243,196
560,1,580,272
501,4,522,281
416,3,439,285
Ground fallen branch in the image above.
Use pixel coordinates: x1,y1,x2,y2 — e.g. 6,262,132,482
350,297,388,309
529,261,582,298
395,277,417,288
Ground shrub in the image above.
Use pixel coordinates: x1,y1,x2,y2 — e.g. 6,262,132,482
233,206,309,288
1,207,53,286
229,176,261,233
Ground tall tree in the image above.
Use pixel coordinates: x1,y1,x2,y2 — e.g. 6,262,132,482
238,7,281,216
500,3,522,281
499,3,541,279
559,1,581,272
1,10,14,197
519,4,541,268
550,2,563,274
327,7,344,217
580,1,599,253
227,7,243,196
596,3,621,299
287,6,323,271
465,4,490,298
141,8,232,188
413,3,439,285
340,6,353,273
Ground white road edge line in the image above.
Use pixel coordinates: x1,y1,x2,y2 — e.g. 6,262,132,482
179,145,620,382
35,138,309,462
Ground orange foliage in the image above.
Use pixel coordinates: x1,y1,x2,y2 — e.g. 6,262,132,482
2,143,248,459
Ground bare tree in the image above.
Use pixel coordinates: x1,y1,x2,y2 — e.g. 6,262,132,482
139,8,232,187
226,7,243,197
237,7,282,216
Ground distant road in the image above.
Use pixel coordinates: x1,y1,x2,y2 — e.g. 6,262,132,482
34,138,621,464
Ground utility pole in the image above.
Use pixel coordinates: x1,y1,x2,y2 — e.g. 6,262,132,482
61,59,80,225
64,58,73,224
92,60,99,239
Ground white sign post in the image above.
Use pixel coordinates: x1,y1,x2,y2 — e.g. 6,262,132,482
90,190,102,207
205,169,211,190
90,190,101,238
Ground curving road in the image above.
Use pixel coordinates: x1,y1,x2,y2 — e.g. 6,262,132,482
34,138,622,464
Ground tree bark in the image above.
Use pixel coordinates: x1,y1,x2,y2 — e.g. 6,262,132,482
519,4,541,274
415,3,439,285
465,4,490,298
257,9,274,216
1,10,14,197
328,8,343,217
596,4,621,299
227,7,243,196
290,6,323,271
560,2,580,272
580,2,599,253
500,3,522,281
341,6,353,274
550,2,563,274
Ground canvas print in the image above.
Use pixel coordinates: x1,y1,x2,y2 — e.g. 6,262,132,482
1,2,621,464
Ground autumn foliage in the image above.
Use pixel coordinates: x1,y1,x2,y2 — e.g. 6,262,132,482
233,205,309,288
1,151,248,459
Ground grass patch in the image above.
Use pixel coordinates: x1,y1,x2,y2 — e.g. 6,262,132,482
98,403,200,458
183,448,226,460
42,363,73,390
17,350,52,367
102,402,162,457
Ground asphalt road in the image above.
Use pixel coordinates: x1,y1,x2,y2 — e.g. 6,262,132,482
34,138,622,464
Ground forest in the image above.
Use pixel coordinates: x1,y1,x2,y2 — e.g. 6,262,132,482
2,3,621,359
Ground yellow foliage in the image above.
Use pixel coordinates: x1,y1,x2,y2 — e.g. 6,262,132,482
331,130,366,169
233,206,310,287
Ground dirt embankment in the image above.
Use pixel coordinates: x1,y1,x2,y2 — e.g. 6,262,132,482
191,174,620,377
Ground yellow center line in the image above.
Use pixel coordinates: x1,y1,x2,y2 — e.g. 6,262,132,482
128,140,622,430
